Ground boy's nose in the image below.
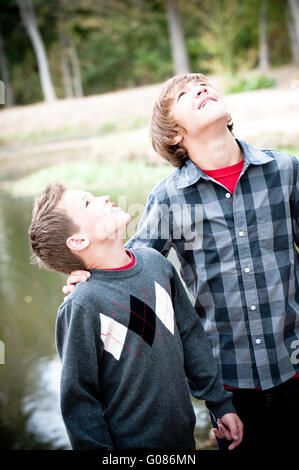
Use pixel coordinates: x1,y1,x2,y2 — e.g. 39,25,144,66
196,86,208,96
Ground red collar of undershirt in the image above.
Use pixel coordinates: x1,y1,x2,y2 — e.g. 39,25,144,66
201,158,244,178
101,250,135,271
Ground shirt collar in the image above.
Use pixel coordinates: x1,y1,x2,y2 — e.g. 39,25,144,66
176,138,274,190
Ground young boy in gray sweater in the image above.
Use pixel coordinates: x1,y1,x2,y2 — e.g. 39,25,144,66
29,182,243,451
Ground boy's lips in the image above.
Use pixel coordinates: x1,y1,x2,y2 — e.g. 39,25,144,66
198,96,217,110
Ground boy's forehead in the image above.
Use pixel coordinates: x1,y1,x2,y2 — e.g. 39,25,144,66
175,77,210,92
60,189,88,207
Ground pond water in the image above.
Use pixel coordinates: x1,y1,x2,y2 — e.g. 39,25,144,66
0,191,214,450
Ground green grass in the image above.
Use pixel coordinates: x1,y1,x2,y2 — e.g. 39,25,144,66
224,74,276,94
277,146,299,158
7,160,173,198
4,146,299,198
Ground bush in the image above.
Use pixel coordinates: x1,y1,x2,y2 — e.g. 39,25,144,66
224,74,276,94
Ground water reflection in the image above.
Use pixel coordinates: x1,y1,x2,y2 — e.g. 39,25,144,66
0,192,213,450
0,192,66,449
22,355,70,449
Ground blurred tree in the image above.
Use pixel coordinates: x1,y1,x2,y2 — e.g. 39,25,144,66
267,0,292,66
198,0,258,73
0,0,296,106
56,0,74,98
17,0,56,102
258,0,269,69
0,24,14,106
286,6,299,64
165,0,190,74
55,0,83,98
288,0,299,63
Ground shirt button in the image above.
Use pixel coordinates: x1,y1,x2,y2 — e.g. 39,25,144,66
256,339,261,344
225,193,231,198
244,267,251,273
250,305,256,311
239,231,244,237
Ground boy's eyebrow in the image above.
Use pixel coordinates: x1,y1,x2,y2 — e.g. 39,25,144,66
80,192,95,205
80,193,89,204
176,80,210,95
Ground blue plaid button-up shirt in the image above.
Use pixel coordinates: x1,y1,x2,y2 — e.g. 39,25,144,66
126,139,299,390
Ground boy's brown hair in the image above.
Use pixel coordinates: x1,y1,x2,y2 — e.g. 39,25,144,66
29,183,86,275
150,73,233,167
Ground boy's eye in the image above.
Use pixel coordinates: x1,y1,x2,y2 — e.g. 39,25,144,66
85,200,90,208
177,91,185,101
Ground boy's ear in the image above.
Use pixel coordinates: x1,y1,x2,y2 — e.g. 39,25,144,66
66,234,90,252
169,133,183,145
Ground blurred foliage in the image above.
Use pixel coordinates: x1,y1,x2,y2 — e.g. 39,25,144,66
224,74,276,93
0,0,295,105
8,159,173,197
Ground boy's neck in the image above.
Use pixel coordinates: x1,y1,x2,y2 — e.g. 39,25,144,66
186,127,243,170
83,239,131,270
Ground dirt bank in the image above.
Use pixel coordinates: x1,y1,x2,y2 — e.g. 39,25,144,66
0,65,298,182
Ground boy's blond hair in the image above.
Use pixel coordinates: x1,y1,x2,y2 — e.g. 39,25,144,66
29,183,86,275
150,73,233,167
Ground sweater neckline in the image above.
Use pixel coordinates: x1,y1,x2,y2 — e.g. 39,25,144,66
88,248,143,280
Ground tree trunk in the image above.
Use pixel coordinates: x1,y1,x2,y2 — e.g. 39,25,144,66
165,0,190,75
69,39,83,97
56,0,83,98
17,0,56,102
288,0,299,62
286,10,299,65
56,0,73,98
0,26,14,106
258,0,269,69
60,42,74,98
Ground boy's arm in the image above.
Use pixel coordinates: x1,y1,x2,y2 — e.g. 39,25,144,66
125,191,172,256
56,300,114,450
291,156,299,246
170,266,235,419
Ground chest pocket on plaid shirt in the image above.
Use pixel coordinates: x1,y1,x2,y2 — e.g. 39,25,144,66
247,202,292,267
171,203,204,251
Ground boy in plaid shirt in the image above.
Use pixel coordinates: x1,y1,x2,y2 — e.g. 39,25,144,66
65,73,299,450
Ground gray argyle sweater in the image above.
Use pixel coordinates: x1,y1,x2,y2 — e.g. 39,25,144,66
56,247,235,450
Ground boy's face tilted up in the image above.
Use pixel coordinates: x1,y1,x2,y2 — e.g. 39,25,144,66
170,80,229,144
59,189,131,251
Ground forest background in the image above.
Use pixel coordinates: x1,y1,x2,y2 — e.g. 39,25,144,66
1,0,299,106
1,0,299,193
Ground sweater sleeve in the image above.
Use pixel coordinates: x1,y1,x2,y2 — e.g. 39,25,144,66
170,266,236,419
55,300,114,450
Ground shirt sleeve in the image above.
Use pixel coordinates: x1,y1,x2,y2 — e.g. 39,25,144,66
125,191,172,256
170,265,235,419
55,300,114,450
291,155,299,246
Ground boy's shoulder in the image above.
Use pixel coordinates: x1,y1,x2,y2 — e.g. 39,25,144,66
58,248,174,308
258,146,298,170
58,276,104,317
147,166,184,204
236,139,298,173
132,246,173,271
